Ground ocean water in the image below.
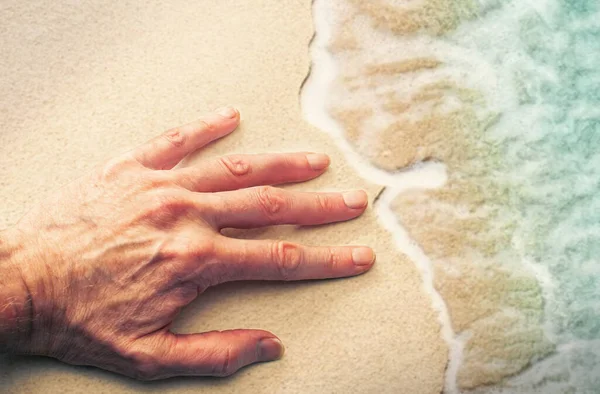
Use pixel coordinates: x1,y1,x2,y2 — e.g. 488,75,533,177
303,0,600,392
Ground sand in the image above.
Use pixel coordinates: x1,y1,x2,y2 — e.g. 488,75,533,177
0,1,447,393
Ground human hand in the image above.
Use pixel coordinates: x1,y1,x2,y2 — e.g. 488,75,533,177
0,107,374,380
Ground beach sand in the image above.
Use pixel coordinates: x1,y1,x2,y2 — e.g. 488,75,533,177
0,1,448,393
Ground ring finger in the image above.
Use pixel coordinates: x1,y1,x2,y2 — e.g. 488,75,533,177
209,237,375,284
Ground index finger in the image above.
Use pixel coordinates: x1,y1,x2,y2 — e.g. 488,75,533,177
132,107,240,170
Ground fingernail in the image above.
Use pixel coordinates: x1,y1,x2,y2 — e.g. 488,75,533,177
216,106,238,118
306,153,330,170
343,190,367,209
258,338,285,362
352,247,375,266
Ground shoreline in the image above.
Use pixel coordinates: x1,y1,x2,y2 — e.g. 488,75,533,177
300,1,461,391
303,0,570,391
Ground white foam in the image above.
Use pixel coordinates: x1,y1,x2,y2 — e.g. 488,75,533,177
302,0,600,392
376,188,463,394
301,1,460,392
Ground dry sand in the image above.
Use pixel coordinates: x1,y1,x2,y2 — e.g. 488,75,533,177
0,1,447,393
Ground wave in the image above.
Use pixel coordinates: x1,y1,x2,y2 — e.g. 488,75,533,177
303,0,600,392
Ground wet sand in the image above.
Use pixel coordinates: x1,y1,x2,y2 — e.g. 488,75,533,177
315,0,553,389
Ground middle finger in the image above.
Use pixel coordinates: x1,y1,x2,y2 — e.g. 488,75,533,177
203,186,368,229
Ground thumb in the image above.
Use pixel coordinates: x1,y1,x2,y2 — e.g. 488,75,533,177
141,329,285,379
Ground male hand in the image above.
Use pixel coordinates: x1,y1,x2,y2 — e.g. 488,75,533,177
0,107,374,380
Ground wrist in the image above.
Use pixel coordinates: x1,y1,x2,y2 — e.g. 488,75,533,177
0,227,33,353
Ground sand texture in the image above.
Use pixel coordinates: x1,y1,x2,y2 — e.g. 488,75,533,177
0,1,447,393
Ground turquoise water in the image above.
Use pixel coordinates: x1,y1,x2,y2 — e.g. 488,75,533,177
500,0,600,391
309,0,600,391
448,0,600,391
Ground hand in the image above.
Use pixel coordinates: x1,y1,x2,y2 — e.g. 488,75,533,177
0,107,374,380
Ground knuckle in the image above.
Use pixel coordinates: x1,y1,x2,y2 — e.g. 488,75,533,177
219,155,251,177
315,194,336,214
142,171,173,190
161,236,216,286
255,186,286,218
326,248,338,271
145,192,189,224
98,157,131,182
212,348,236,377
182,236,214,260
271,241,302,281
152,194,179,214
197,119,215,135
162,127,187,148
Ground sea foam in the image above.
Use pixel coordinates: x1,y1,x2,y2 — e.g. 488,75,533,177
303,0,600,392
